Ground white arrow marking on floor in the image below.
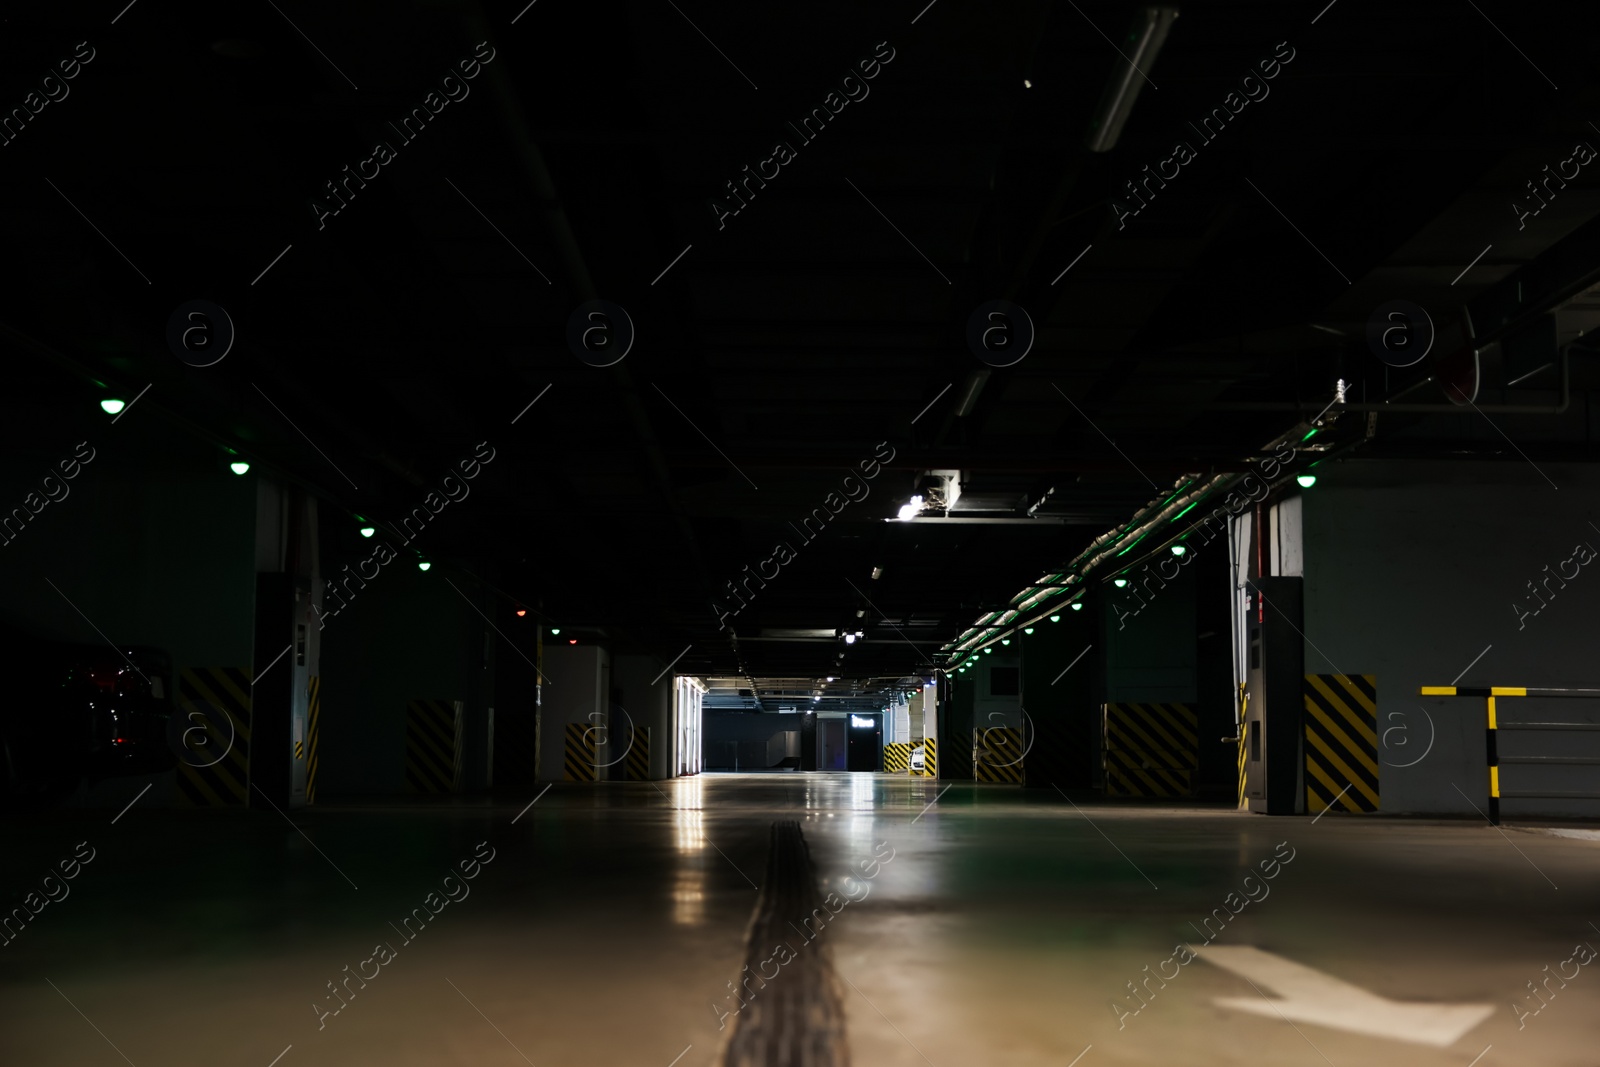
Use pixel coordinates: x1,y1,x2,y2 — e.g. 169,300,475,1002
1196,945,1495,1048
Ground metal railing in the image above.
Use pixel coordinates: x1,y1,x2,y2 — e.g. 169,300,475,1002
1420,685,1600,824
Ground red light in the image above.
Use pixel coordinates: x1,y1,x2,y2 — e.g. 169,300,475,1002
515,608,526,617
568,638,577,645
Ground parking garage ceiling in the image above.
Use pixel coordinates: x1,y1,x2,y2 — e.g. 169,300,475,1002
4,0,1598,702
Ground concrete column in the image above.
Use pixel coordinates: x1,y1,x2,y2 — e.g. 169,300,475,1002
315,555,491,797
537,644,607,781
1018,607,1095,790
251,482,322,810
612,654,671,779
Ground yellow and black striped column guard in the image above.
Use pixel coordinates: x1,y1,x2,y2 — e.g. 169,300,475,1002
883,742,911,774
305,675,321,805
1236,685,1249,811
1102,702,1198,797
405,698,463,794
564,721,597,782
1304,674,1379,814
174,666,253,807
973,727,1024,783
921,738,938,778
625,726,651,781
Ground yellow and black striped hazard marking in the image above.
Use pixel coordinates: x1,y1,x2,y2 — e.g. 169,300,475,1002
973,726,1025,783
921,738,938,778
174,666,253,807
405,699,463,794
625,726,651,781
1304,674,1378,813
1103,702,1198,798
1236,686,1249,811
305,675,321,805
564,721,597,782
883,742,912,774
1237,728,1249,811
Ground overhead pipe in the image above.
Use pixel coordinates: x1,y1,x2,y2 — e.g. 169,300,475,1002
942,418,1338,659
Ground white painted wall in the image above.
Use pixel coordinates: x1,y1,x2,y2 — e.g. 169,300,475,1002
1303,459,1600,817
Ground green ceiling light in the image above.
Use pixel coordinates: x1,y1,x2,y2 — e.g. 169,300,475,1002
1050,614,1061,622
1024,627,1034,635
1070,602,1083,611
1113,578,1128,588
550,628,561,635
1001,638,1011,646
229,461,250,476
1296,474,1317,488
359,526,376,538
417,561,432,572
1171,501,1199,521
1171,544,1187,557
1301,428,1319,441
983,647,993,654
100,398,125,415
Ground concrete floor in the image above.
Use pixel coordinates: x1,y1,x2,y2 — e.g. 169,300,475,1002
2,773,1595,1066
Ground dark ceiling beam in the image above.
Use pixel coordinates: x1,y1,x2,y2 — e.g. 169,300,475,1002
465,2,722,653
651,451,1263,472
1468,210,1600,345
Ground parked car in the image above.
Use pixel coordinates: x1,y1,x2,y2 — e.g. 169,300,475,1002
910,745,926,773
0,625,176,804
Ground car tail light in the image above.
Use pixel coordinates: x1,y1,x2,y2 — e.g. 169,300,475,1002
86,666,121,691
85,663,147,695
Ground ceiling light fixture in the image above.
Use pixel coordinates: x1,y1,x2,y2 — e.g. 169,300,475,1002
1024,627,1034,634
1113,578,1128,588
1071,603,1083,612
550,628,560,635
100,398,125,415
1171,544,1187,556
896,494,925,521
1297,474,1317,488
229,461,250,476
870,566,883,580
1050,614,1061,622
359,526,376,538
844,634,857,644
417,561,432,572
